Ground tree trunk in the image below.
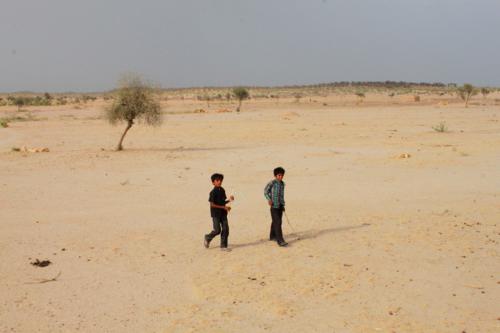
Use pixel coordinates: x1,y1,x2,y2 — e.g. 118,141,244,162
465,93,470,108
237,99,242,112
116,120,133,151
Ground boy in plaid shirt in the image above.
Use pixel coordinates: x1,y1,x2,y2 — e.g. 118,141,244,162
264,167,288,247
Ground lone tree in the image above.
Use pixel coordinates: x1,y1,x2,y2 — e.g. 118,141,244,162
233,87,249,112
106,75,162,151
14,97,25,111
457,83,477,108
294,93,303,103
481,87,490,98
355,91,365,104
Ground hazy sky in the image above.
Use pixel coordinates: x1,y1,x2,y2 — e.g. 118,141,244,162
1,0,499,92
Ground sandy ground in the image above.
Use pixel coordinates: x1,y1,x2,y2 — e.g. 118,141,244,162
0,95,499,332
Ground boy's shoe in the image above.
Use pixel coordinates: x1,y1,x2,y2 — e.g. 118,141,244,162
204,236,210,249
220,247,232,252
278,241,288,247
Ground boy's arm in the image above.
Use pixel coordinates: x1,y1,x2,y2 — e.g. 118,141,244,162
210,202,231,211
264,181,273,206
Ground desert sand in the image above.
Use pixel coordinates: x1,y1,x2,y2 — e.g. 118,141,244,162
0,92,499,332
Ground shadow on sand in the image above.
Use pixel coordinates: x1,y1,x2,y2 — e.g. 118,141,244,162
231,223,371,249
287,223,371,245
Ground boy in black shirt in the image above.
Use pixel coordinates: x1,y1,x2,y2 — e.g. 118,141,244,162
204,173,234,250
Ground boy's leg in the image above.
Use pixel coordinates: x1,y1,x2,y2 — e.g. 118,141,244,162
269,209,276,240
269,226,276,241
205,217,222,244
220,217,229,248
270,208,285,244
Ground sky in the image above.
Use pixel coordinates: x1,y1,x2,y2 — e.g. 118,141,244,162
1,0,500,92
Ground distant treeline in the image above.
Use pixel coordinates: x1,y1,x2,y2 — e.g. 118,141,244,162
0,94,98,107
163,81,457,92
256,81,452,89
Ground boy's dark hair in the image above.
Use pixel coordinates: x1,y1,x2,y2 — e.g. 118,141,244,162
211,173,224,182
273,167,285,176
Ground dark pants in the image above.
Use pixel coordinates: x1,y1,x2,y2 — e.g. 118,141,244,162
205,216,229,247
269,207,285,243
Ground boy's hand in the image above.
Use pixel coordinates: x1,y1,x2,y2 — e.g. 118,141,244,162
229,195,235,201
225,206,232,212
268,200,273,207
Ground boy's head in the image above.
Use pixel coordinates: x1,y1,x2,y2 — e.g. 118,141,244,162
273,167,285,181
211,173,224,186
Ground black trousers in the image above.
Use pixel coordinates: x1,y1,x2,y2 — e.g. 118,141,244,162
205,216,229,247
269,207,285,243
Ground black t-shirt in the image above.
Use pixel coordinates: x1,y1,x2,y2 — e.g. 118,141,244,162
209,186,227,218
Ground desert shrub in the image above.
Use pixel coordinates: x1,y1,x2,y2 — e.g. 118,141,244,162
457,84,477,107
481,88,490,98
232,87,249,112
0,113,38,123
6,96,52,108
56,97,67,105
106,74,162,151
14,97,25,111
33,96,51,106
355,91,365,104
82,95,97,103
432,122,448,133
204,95,211,108
414,95,421,102
0,119,9,128
294,93,303,103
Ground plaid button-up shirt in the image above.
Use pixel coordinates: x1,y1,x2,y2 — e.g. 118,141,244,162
264,179,285,208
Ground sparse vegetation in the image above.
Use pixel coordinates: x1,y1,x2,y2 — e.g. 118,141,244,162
481,88,490,98
414,95,421,102
233,87,249,112
106,74,162,151
14,97,25,111
1,119,9,128
56,97,68,105
457,84,478,107
82,95,97,103
294,93,303,103
0,113,39,123
432,122,448,133
3,95,53,109
355,91,365,104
